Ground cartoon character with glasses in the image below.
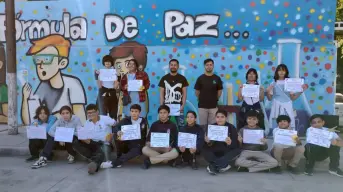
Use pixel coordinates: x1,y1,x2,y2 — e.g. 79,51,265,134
21,35,87,125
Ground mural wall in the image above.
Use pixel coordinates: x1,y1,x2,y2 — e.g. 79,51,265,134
0,0,338,135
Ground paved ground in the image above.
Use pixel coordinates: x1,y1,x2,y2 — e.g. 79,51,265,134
0,156,342,192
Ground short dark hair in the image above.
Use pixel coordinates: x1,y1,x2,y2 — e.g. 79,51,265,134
169,59,179,65
186,111,197,118
59,105,72,114
130,104,141,112
245,110,259,119
158,105,170,113
204,58,214,65
276,115,291,123
215,109,227,117
102,55,114,67
129,59,139,69
86,104,98,111
246,68,258,82
34,106,50,120
310,114,324,122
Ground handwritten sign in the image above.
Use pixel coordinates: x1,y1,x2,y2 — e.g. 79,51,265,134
121,124,141,141
243,129,264,144
207,125,228,142
128,80,143,91
274,129,297,146
306,128,333,148
242,84,260,98
99,69,117,81
26,125,47,139
151,132,170,148
77,127,93,140
167,104,181,116
54,127,75,143
178,132,197,149
284,78,304,93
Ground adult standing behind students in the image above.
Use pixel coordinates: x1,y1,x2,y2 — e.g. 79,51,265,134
158,59,189,129
194,59,223,127
121,59,150,118
237,68,265,130
26,106,57,162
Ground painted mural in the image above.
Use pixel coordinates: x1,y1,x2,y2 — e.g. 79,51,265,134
0,0,338,135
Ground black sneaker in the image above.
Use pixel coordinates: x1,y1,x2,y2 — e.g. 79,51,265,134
191,159,198,170
287,165,300,175
304,168,313,176
26,156,38,162
142,158,151,169
271,166,282,174
174,156,184,167
237,167,249,172
168,159,177,167
328,168,343,177
88,162,98,175
31,157,47,169
206,164,218,175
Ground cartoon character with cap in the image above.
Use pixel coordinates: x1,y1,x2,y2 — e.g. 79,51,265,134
21,35,87,124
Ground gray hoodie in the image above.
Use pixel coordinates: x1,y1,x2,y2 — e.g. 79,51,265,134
48,115,82,137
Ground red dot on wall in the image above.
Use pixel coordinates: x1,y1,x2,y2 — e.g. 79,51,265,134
230,65,233,68
272,67,276,71
82,62,87,67
314,57,318,61
152,52,155,55
152,4,156,9
204,40,209,45
152,72,156,76
221,48,226,53
250,1,256,7
304,73,308,77
310,100,314,104
263,51,267,55
325,63,331,70
88,86,92,91
245,65,250,69
242,46,247,51
96,48,101,53
93,2,96,6
284,2,290,7
222,57,225,60
173,48,177,53
91,20,96,24
303,47,309,52
326,86,333,94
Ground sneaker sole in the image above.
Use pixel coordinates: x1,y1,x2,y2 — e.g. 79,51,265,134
88,162,97,174
328,170,343,177
206,166,217,175
303,172,313,176
219,165,231,173
31,163,47,169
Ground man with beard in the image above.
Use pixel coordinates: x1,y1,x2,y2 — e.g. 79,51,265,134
158,59,189,129
194,59,223,126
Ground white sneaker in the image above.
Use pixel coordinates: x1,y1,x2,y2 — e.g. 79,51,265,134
67,154,75,164
219,164,231,173
31,157,47,169
100,161,113,169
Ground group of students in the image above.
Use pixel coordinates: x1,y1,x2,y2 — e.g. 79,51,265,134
26,103,343,177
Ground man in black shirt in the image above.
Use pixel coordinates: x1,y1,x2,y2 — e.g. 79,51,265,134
194,59,223,126
158,59,189,128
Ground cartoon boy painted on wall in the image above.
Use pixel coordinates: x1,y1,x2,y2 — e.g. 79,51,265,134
109,41,148,120
21,34,87,124
0,43,8,123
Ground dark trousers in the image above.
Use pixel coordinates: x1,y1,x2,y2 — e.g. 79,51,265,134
40,135,76,158
304,143,340,171
29,139,46,157
202,147,241,169
116,141,142,164
97,88,118,120
72,140,105,166
181,149,197,162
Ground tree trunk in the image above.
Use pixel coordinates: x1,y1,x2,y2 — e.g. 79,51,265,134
7,73,17,135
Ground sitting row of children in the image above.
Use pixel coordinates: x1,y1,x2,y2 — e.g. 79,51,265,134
27,104,343,177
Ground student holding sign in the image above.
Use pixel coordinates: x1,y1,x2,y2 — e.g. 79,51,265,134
271,115,304,174
237,68,265,130
304,115,343,177
102,104,148,168
142,105,179,169
26,106,57,162
95,55,119,119
202,109,240,175
121,59,150,118
266,64,307,129
176,111,204,170
31,106,81,169
235,111,278,173
72,104,116,174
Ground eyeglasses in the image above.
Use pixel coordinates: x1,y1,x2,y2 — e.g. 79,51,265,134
32,54,65,65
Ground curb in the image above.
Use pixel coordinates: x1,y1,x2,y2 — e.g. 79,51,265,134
0,146,30,156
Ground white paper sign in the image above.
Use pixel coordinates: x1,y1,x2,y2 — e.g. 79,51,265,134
77,127,93,140
243,129,264,144
128,80,143,91
242,84,260,98
207,125,228,142
26,125,47,139
151,132,170,148
99,69,117,81
274,129,297,146
306,128,333,148
284,78,304,92
54,127,75,143
167,104,181,116
121,124,141,141
178,132,197,149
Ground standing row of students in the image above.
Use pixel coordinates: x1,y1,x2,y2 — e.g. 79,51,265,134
27,103,343,177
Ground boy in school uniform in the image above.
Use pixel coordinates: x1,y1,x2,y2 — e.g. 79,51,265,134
235,110,278,172
271,115,304,174
304,114,343,177
142,105,179,169
202,109,241,175
102,104,148,168
72,104,116,175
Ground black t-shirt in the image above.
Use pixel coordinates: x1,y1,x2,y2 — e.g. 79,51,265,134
194,74,223,108
158,73,189,105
